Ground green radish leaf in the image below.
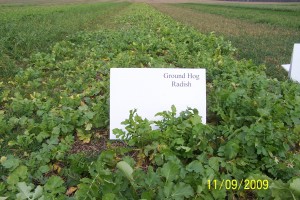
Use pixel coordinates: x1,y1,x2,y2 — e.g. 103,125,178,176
16,182,43,200
16,182,32,200
1,155,20,170
186,160,203,173
103,193,116,200
161,161,180,182
44,176,65,196
116,161,134,181
77,128,91,143
171,182,194,199
290,178,300,195
85,123,93,131
224,141,239,160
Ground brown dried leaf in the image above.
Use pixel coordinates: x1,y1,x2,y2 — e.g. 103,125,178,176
53,163,62,173
66,186,77,196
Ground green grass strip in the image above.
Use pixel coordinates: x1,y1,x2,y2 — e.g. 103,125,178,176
177,3,300,29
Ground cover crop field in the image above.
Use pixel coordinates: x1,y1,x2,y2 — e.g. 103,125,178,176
0,1,300,200
0,1,130,80
154,2,300,80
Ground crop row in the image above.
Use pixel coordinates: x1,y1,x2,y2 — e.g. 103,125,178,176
0,2,130,79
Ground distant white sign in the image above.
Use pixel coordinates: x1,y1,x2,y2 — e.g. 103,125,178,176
110,68,206,140
282,43,300,83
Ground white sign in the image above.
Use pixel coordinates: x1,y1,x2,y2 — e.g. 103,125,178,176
110,68,206,140
289,44,300,83
282,43,300,83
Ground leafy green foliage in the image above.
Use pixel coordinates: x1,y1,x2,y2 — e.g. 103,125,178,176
159,3,300,80
0,2,130,79
43,176,65,198
116,161,134,182
0,3,299,200
16,182,43,200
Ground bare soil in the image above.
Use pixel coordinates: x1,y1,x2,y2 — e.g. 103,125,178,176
70,129,128,155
